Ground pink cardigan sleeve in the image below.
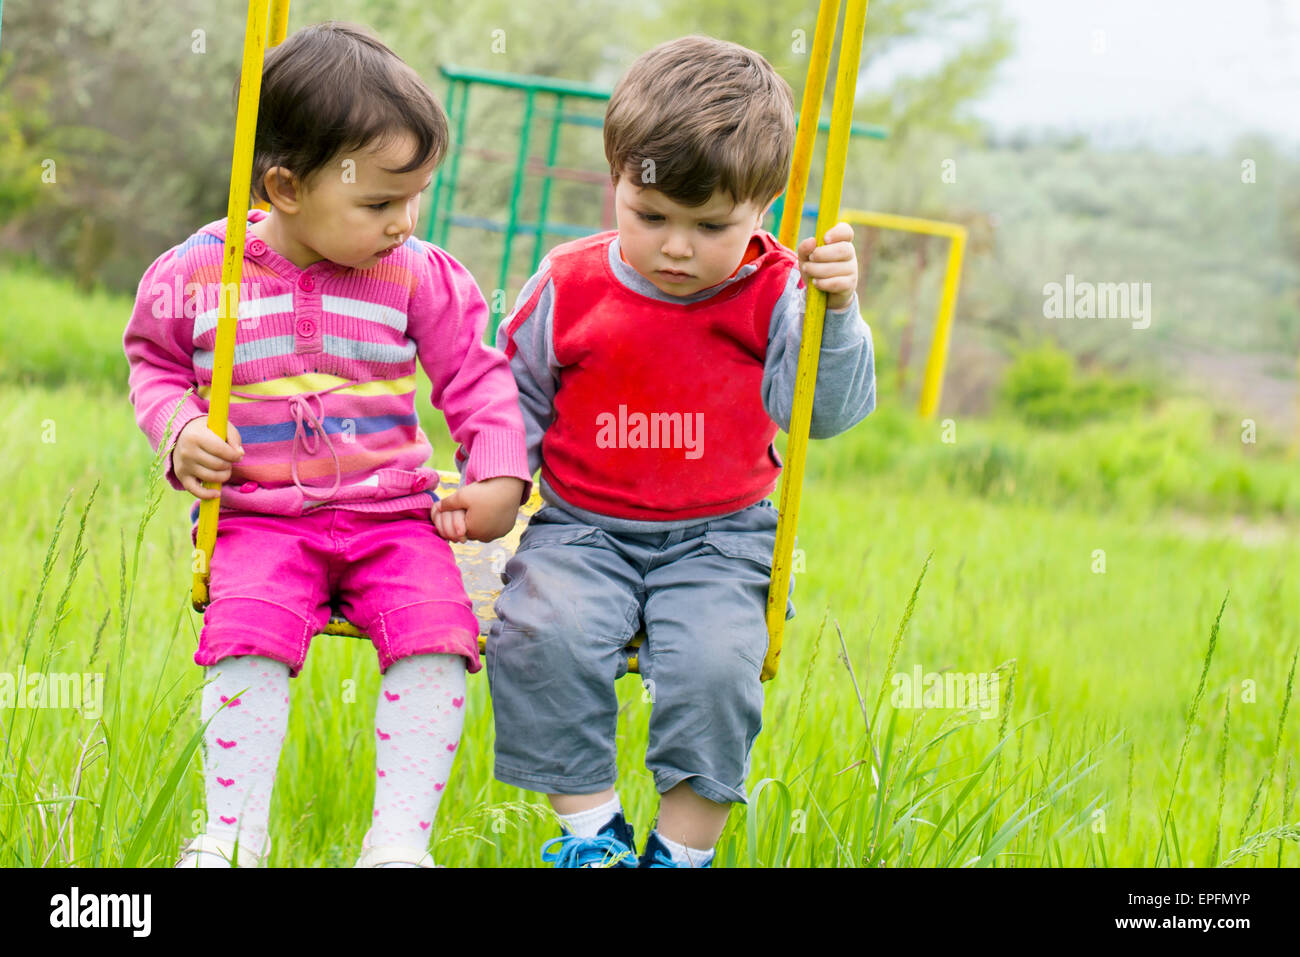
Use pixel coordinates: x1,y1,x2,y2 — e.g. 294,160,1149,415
409,243,531,500
122,248,207,490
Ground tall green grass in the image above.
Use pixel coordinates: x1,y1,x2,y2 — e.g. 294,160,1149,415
0,258,130,391
3,384,1298,866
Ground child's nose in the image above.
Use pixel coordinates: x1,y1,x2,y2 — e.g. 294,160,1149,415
662,232,692,259
392,206,415,237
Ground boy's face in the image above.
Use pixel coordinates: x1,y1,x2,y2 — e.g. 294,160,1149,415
614,175,774,298
257,131,437,271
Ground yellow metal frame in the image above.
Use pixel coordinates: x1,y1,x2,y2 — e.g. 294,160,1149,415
191,0,283,610
192,0,874,685
840,209,966,419
250,2,291,215
764,0,872,681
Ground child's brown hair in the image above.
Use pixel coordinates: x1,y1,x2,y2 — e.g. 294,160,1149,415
604,36,796,209
236,21,448,203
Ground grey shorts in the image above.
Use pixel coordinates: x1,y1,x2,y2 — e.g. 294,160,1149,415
486,498,794,805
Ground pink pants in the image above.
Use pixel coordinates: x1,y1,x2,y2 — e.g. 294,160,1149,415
195,507,480,677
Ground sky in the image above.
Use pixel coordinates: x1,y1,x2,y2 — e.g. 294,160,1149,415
864,0,1300,153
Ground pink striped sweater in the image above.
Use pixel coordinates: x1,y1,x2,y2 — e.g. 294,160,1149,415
124,208,530,520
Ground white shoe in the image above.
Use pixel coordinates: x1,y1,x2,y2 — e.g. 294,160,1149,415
354,828,440,868
176,833,265,868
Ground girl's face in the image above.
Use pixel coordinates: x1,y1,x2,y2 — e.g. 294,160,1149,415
258,131,438,271
613,175,773,298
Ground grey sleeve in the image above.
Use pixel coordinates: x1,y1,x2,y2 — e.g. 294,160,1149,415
494,264,559,479
762,266,876,438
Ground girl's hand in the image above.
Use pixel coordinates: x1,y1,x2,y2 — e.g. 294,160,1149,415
797,222,858,311
431,476,526,543
172,417,244,500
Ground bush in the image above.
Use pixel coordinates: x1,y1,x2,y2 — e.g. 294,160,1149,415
0,59,51,225
999,343,1154,428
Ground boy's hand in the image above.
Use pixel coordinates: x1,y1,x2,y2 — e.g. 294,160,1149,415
431,476,526,543
172,417,244,500
797,222,858,311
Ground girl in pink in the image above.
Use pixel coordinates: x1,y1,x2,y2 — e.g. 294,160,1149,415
123,21,529,867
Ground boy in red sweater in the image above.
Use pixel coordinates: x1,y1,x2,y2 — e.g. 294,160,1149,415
482,35,874,867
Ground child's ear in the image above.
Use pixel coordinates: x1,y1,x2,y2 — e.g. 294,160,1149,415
262,166,303,213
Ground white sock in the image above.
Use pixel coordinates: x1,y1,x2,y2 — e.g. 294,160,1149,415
368,654,466,862
657,831,715,868
200,655,290,864
557,795,623,838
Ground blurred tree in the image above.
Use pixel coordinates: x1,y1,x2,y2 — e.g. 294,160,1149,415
0,52,50,228
0,0,242,290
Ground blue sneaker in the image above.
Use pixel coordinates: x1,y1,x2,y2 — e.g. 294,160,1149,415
638,829,713,868
540,812,638,868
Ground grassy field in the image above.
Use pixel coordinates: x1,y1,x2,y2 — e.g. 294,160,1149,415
2,263,1298,867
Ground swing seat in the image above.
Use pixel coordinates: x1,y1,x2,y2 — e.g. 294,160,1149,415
266,470,645,673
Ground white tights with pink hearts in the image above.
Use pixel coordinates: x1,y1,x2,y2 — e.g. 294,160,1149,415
201,655,289,863
199,653,465,865
369,654,466,852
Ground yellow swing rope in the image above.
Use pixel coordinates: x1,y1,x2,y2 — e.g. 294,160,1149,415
763,0,871,680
